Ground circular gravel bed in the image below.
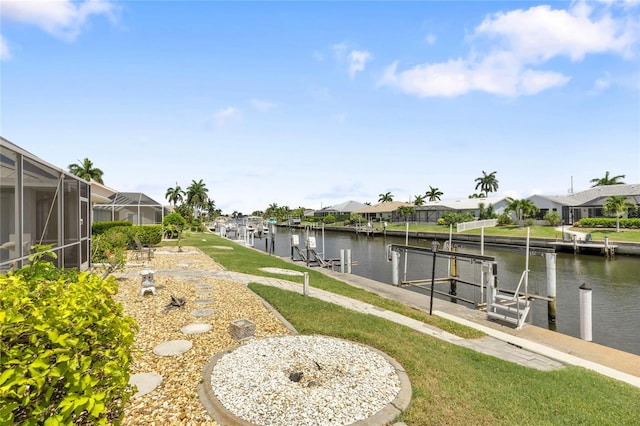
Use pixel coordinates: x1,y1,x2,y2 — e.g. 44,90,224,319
200,335,411,425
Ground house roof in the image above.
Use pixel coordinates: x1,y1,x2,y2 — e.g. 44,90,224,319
355,201,412,214
417,196,508,211
329,200,367,212
529,184,640,207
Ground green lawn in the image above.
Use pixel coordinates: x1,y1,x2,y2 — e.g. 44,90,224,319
166,232,639,424
249,284,640,425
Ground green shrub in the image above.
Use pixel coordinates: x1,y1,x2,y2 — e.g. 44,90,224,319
163,213,187,238
0,251,137,425
131,225,162,246
323,214,336,224
497,212,513,226
439,211,475,226
576,217,640,229
91,221,132,236
543,211,562,226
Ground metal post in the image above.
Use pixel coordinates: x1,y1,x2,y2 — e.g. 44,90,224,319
403,222,409,282
303,272,309,296
579,283,592,341
340,249,345,273
391,250,399,286
545,252,557,324
322,223,325,261
346,249,352,274
429,241,439,315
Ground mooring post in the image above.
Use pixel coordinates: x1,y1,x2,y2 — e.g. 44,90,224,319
545,252,557,324
579,283,593,341
346,249,352,274
391,250,399,286
340,249,345,273
303,272,309,296
449,245,457,302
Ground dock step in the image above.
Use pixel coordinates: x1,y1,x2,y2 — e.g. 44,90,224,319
488,292,531,329
486,311,519,326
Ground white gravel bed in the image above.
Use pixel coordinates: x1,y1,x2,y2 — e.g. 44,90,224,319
209,335,401,426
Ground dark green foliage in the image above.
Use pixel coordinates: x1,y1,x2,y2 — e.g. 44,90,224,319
91,221,132,236
497,212,514,226
0,253,137,425
132,226,162,246
544,211,562,226
163,213,187,238
576,218,640,229
438,211,475,226
323,214,336,224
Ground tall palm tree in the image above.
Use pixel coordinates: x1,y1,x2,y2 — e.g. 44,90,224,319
468,193,486,199
413,195,426,206
603,196,637,232
474,171,499,197
590,171,626,187
425,185,443,202
186,179,209,217
378,192,394,202
165,183,184,208
396,205,415,222
68,158,104,184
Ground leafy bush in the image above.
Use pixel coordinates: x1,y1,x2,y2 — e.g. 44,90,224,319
163,213,187,238
576,218,640,229
91,221,132,236
323,214,336,224
349,213,366,225
0,251,137,424
131,225,162,246
497,212,514,226
438,211,475,226
544,211,562,226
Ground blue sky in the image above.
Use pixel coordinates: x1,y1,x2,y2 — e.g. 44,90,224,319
1,0,639,215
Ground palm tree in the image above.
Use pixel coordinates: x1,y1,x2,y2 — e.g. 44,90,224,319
603,196,637,232
468,193,486,199
474,171,499,197
413,195,426,206
425,185,443,202
205,199,217,220
68,158,104,184
378,192,394,203
590,171,626,187
396,205,415,222
165,183,184,208
505,198,539,226
186,179,209,218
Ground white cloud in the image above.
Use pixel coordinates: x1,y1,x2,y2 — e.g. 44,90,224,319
250,99,276,111
348,50,372,79
0,35,10,60
379,2,637,97
1,0,117,41
214,107,241,127
331,42,373,78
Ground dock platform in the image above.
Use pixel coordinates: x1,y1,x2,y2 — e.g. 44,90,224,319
548,241,617,256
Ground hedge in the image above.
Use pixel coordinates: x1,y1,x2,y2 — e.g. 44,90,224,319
91,221,132,236
0,255,137,425
576,218,640,229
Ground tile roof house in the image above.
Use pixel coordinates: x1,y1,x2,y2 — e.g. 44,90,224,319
314,200,367,218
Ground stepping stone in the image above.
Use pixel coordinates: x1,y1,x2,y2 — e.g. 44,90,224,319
153,340,192,356
177,263,191,268
181,323,213,335
195,290,213,295
191,308,215,317
194,284,212,290
194,298,213,305
129,373,163,397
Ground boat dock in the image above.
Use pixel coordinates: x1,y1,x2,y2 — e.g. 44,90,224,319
548,241,617,256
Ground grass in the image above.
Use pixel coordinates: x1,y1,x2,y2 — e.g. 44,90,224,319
168,231,640,423
167,233,483,339
248,283,640,425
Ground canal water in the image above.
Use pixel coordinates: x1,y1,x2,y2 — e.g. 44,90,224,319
255,227,640,356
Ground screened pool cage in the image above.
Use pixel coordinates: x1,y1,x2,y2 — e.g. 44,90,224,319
92,192,165,226
1,137,91,272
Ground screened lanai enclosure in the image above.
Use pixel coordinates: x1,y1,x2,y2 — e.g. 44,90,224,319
92,192,165,225
1,137,91,272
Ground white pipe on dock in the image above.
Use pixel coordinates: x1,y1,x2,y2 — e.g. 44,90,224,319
579,283,593,341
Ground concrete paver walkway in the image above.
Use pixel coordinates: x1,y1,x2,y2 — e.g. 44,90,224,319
148,267,640,388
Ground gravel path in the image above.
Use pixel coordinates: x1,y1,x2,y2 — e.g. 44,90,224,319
112,247,292,425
